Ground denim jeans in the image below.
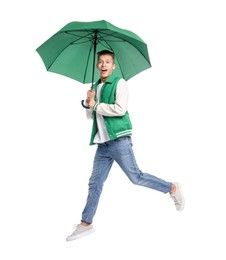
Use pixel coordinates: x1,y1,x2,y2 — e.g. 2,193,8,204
81,136,171,223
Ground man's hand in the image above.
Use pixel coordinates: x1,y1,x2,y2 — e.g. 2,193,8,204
86,89,95,101
88,98,96,109
86,89,96,109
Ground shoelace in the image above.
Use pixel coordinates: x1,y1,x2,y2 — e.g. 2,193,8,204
170,193,179,205
73,224,79,230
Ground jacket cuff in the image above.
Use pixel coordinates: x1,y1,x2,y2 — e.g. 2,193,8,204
93,103,98,111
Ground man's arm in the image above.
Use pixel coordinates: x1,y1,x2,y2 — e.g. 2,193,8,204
91,79,129,117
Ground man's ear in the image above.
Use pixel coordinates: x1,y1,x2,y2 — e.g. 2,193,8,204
113,65,116,70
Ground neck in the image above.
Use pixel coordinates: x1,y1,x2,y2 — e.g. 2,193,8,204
100,77,106,83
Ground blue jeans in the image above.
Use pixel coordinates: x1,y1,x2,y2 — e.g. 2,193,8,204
81,136,171,223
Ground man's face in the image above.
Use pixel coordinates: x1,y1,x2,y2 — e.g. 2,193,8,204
97,54,115,82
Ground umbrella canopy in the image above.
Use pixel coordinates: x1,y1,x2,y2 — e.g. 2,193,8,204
36,20,151,85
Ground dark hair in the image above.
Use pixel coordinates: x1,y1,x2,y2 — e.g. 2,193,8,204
97,50,114,60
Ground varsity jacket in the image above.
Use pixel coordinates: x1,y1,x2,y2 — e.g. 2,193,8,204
89,74,132,145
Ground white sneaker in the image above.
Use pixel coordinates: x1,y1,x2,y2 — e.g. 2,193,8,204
66,224,95,241
170,182,185,211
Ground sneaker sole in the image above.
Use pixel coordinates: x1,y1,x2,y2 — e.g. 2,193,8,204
175,182,185,211
66,228,95,241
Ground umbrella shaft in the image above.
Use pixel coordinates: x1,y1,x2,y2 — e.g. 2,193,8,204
91,31,98,88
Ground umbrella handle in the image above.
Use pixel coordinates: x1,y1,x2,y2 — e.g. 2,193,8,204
81,100,90,109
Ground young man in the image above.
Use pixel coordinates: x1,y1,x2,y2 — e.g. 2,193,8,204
66,50,185,241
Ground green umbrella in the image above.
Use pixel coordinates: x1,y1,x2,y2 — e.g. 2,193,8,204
36,20,151,107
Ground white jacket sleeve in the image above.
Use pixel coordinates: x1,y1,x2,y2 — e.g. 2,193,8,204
84,100,93,119
95,79,129,117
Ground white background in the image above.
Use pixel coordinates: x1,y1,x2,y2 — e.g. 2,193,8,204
1,0,226,259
